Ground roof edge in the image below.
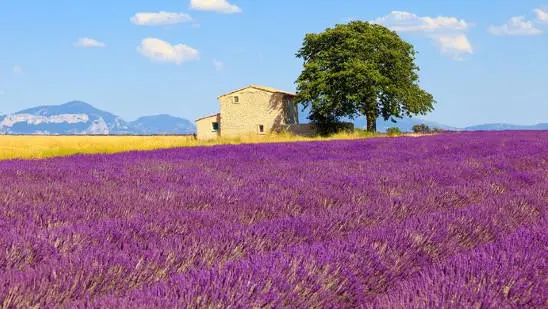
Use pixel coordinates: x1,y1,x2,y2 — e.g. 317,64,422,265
195,113,220,122
217,85,296,99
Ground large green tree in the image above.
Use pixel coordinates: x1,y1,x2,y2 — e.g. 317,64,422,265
295,21,435,133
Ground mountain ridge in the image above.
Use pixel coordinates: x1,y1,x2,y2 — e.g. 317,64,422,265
129,114,195,135
463,123,548,131
0,102,196,135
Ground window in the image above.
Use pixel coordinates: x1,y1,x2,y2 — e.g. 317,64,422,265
212,122,219,132
257,124,265,134
233,96,239,103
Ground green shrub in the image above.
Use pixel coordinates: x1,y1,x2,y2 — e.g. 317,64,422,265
412,124,431,134
386,127,402,136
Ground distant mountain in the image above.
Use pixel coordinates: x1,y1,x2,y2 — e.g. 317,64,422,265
129,115,195,135
348,115,545,132
464,123,548,131
0,101,131,135
0,101,196,135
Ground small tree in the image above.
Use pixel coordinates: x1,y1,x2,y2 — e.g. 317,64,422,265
412,124,431,133
295,21,436,132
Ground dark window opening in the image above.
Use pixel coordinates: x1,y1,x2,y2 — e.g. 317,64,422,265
233,96,239,103
212,122,219,132
258,124,265,134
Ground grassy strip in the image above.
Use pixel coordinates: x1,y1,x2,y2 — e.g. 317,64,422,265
0,130,421,160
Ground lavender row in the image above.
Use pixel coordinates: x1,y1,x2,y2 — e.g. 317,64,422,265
83,211,546,308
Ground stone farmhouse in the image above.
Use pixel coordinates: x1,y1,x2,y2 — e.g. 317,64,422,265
195,85,316,140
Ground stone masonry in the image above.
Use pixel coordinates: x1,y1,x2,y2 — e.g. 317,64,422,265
196,85,314,140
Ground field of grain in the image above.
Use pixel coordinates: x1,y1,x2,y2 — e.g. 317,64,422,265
0,131,382,160
0,131,546,307
0,135,196,160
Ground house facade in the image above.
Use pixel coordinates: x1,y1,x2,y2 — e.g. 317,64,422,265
195,113,221,140
196,85,315,140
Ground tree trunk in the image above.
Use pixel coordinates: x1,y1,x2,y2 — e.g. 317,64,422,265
366,112,377,132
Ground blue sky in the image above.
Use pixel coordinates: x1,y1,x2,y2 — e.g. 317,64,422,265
0,0,546,127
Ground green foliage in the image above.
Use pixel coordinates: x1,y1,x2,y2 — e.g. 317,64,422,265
295,21,436,132
412,124,431,133
308,110,340,136
386,127,402,136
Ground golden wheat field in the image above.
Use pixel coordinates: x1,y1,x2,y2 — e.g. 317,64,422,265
0,131,395,160
0,135,196,160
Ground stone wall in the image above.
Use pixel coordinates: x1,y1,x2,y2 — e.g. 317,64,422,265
219,88,295,137
196,114,220,140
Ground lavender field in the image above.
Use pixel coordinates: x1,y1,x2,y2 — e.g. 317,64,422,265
0,131,546,308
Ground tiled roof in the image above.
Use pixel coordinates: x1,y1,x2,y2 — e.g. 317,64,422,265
217,85,296,98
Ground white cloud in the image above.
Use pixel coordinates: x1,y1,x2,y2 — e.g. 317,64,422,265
75,37,106,48
433,34,473,60
138,38,200,64
130,12,193,26
372,11,472,60
534,8,548,23
213,59,224,71
372,11,470,33
489,16,542,36
13,65,23,74
190,0,242,14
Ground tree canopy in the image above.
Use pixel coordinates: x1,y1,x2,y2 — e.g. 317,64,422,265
295,21,436,133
